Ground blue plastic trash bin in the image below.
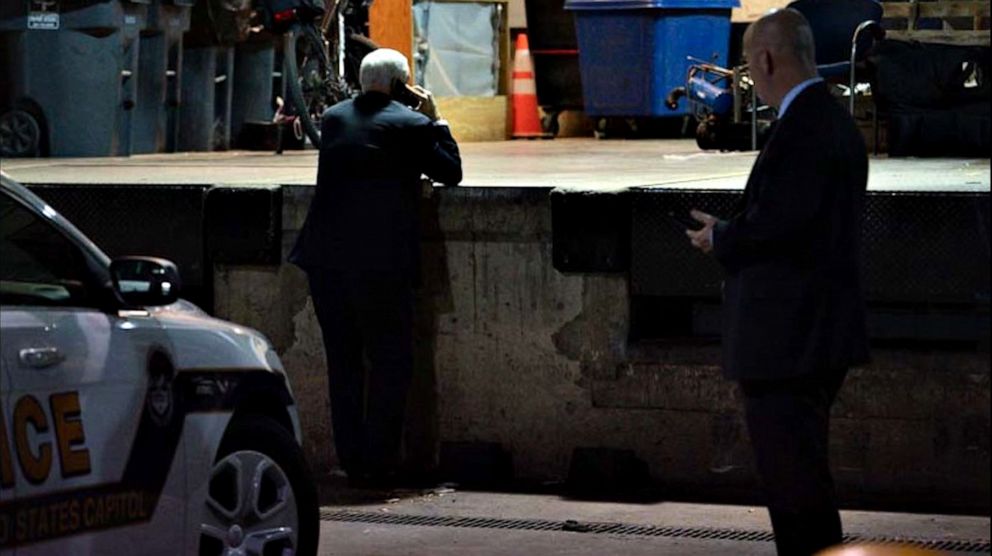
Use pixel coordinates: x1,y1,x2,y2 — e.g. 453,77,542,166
564,0,739,118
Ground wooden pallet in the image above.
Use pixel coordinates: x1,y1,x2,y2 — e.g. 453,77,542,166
882,0,991,45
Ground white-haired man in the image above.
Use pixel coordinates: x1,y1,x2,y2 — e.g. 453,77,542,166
290,48,462,486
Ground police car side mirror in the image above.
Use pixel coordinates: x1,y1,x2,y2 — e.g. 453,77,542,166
110,256,182,307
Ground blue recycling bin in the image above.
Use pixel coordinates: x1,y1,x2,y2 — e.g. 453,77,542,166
564,0,739,118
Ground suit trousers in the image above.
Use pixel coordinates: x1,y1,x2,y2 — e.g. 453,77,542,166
307,268,414,478
739,369,849,556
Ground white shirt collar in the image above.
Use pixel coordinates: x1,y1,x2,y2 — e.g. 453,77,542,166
777,77,824,119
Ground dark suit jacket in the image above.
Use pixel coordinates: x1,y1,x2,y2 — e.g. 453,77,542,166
713,82,869,380
289,92,462,275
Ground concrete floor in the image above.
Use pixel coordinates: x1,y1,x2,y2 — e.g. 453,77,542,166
3,139,989,193
316,481,991,555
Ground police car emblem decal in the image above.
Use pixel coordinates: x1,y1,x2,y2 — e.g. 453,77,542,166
146,372,174,427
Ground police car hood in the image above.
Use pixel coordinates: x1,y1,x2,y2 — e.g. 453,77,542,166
147,299,286,376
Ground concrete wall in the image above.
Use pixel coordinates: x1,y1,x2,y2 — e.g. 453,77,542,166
213,185,990,513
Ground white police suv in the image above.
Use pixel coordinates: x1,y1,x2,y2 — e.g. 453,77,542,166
0,174,318,555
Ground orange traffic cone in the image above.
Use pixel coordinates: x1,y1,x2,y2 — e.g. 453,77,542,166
511,33,545,138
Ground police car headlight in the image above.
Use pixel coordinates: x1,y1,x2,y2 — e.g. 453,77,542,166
245,332,285,374
265,347,285,373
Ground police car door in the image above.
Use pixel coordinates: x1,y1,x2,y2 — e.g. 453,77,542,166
1,334,14,550
0,191,183,555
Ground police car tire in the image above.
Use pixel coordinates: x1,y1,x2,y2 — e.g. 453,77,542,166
214,414,320,556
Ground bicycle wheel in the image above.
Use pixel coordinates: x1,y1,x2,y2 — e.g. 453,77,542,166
284,23,347,148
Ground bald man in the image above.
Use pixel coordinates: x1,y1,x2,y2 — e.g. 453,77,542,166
686,10,869,556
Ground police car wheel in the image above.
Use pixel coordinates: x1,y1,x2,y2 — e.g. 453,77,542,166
199,415,319,556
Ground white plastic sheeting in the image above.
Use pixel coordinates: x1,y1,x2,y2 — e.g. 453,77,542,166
413,1,502,97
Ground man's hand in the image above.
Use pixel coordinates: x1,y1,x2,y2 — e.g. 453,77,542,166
409,85,441,121
686,209,718,254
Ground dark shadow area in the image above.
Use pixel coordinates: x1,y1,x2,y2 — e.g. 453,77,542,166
403,185,453,478
316,474,411,506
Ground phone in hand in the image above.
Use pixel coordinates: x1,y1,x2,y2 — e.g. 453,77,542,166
391,80,421,108
667,209,704,231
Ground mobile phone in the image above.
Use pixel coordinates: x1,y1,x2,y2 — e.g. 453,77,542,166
667,210,704,231
391,80,421,108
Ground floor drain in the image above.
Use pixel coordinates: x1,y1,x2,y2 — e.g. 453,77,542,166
320,509,991,553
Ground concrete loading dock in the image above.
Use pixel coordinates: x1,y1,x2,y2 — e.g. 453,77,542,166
3,139,989,516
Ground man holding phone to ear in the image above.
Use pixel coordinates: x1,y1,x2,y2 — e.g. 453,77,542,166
685,10,868,556
290,48,462,486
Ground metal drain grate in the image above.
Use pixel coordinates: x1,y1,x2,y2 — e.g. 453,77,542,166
320,509,991,553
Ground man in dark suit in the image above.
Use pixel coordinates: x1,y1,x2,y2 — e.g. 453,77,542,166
687,10,869,556
290,48,462,485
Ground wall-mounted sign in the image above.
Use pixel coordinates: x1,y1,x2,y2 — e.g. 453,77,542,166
28,0,59,29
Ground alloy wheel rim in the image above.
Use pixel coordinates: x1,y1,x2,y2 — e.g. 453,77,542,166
200,450,299,556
